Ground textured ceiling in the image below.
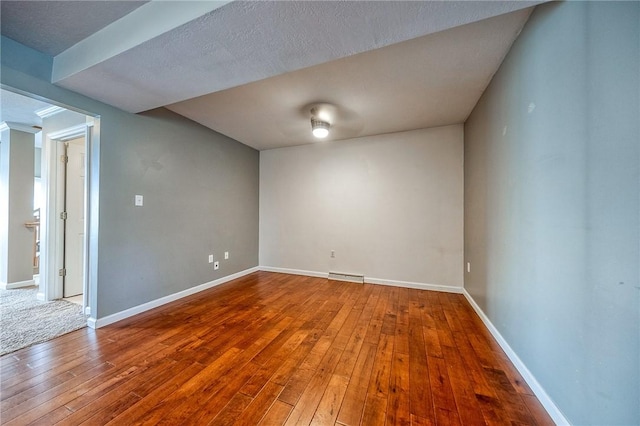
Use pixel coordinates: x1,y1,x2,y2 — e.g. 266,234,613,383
1,1,543,150
0,1,148,56
49,1,540,114
168,9,533,150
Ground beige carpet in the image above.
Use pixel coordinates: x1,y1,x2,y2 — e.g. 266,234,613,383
0,287,87,356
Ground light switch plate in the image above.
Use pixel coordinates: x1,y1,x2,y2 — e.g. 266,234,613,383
134,195,143,207
224,252,229,260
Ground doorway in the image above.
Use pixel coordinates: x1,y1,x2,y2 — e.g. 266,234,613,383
42,121,96,316
1,86,100,325
61,137,85,299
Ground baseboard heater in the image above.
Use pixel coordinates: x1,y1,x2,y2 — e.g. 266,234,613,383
328,271,365,284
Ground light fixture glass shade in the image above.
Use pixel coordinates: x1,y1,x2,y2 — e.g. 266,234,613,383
311,119,330,138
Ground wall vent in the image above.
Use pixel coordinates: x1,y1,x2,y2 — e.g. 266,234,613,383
328,272,364,284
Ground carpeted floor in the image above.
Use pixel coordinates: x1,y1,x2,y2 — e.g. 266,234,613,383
0,287,88,356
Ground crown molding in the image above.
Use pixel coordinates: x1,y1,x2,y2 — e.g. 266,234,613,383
0,121,42,133
35,105,65,119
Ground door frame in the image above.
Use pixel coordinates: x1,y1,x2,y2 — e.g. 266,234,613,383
40,121,95,315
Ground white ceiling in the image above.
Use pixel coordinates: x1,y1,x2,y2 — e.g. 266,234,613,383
1,1,542,150
0,89,52,128
168,10,532,150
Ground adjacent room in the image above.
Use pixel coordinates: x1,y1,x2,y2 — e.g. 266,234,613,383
0,91,91,356
0,1,638,425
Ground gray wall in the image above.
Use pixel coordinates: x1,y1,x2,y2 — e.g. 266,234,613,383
0,128,36,286
1,37,259,318
260,126,464,288
464,2,639,425
97,108,258,317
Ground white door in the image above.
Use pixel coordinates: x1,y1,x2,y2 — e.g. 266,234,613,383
63,138,85,297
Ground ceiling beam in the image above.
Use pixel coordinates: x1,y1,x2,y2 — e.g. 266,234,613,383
52,0,232,84
51,1,545,114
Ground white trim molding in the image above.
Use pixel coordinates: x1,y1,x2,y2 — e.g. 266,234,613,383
42,125,90,303
259,266,328,279
0,279,36,289
35,105,65,119
46,124,88,141
87,267,259,329
259,266,463,294
365,276,463,294
462,289,570,426
0,121,41,133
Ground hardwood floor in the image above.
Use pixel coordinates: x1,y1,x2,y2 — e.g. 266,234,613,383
0,271,554,425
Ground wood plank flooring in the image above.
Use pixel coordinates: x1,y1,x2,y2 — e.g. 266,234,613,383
0,271,554,425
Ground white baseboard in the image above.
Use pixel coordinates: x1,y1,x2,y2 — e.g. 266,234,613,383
365,276,463,294
259,266,463,294
0,279,36,290
87,267,259,329
462,289,570,426
259,266,328,278
87,317,97,329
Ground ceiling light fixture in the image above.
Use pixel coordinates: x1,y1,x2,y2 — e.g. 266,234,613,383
311,118,330,139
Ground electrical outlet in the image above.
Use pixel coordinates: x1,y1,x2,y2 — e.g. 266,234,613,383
467,262,471,273
214,261,219,270
331,250,335,258
208,254,214,263
224,251,229,260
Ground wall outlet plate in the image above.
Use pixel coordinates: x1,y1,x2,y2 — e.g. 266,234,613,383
214,261,219,270
224,251,229,260
209,255,214,263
